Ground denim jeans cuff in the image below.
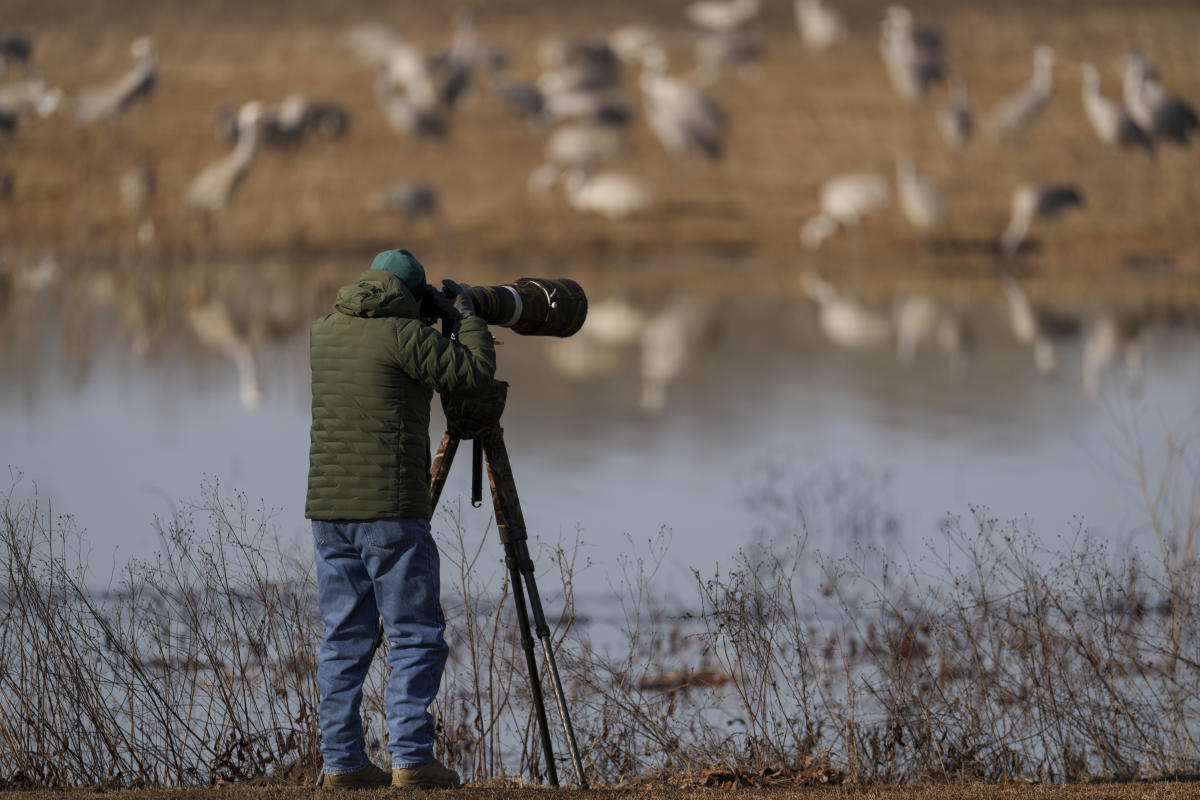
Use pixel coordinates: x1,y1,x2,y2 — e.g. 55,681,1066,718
393,757,433,769
324,758,370,776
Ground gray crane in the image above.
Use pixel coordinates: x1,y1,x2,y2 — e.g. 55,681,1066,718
73,36,157,124
896,156,946,236
987,45,1055,140
1121,50,1197,145
638,46,726,160
1081,61,1152,154
527,122,626,194
0,74,63,119
937,75,973,148
878,5,946,103
998,181,1083,257
184,101,264,212
365,180,457,249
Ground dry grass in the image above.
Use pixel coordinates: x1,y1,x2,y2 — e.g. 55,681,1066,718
0,0,1198,312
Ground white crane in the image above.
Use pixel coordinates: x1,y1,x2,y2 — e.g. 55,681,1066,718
0,74,63,118
563,169,652,220
375,68,446,138
800,171,892,250
896,156,946,236
987,45,1055,140
999,274,1057,374
527,122,626,194
892,293,971,379
639,46,727,160
186,299,264,411
1081,61,1152,154
800,271,892,351
937,75,973,148
1121,50,1198,145
794,0,847,51
1081,311,1146,399
686,0,761,34
544,295,646,380
878,5,946,103
73,36,157,124
119,160,156,246
639,295,717,415
184,101,263,212
998,181,1083,257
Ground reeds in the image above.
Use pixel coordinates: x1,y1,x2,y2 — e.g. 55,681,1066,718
2,419,1197,787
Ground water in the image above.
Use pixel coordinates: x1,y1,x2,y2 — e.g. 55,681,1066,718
2,263,1198,597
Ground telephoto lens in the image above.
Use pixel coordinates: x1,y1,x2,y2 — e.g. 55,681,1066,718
463,278,587,337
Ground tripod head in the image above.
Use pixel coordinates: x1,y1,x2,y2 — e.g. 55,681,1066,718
442,379,508,440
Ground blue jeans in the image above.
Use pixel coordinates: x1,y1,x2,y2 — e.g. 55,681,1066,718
312,517,448,773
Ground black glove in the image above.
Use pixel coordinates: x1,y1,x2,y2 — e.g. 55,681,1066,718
419,283,460,321
442,279,475,319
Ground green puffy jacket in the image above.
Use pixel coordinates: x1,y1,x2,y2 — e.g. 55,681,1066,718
306,269,496,521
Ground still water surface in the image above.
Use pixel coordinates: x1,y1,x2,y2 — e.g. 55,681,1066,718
2,279,1198,597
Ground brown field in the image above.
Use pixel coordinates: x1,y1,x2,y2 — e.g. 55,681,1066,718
4,784,1200,800
1,0,1199,314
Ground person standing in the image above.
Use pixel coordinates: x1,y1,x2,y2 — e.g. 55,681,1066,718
306,249,495,790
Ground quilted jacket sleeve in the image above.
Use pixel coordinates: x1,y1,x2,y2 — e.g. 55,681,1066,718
393,316,496,396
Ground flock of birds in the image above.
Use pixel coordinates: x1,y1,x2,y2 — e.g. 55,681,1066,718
1,1,1197,413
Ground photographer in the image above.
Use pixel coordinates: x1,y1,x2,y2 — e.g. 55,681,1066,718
305,248,495,790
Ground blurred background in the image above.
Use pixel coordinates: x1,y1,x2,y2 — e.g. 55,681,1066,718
1,0,1198,593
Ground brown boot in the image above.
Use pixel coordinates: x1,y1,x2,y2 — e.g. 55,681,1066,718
392,759,461,789
322,761,392,790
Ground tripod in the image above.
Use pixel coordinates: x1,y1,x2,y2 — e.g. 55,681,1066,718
430,380,588,789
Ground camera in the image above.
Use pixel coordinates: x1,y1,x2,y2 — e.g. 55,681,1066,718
462,278,588,337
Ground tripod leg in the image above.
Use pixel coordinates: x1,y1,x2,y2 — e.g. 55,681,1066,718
483,428,590,790
429,432,460,510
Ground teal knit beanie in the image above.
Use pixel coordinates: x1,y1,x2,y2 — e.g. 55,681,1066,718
371,249,426,290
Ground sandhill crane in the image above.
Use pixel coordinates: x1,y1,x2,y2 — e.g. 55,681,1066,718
609,25,661,65
1081,311,1146,399
998,181,1083,257
800,171,892,250
1121,50,1198,145
896,156,946,236
639,46,727,160
527,122,626,193
795,0,847,51
120,161,156,246
687,0,761,34
999,274,1057,374
216,93,350,145
563,169,652,219
1081,62,1152,154
365,180,456,248
73,36,157,124
537,34,621,95
690,31,765,86
878,5,946,103
186,299,263,411
184,101,263,213
937,75,973,148
892,293,971,378
0,74,63,118
0,33,31,74
375,68,446,138
639,295,717,415
800,271,892,351
987,45,1055,140
544,87,633,127
544,295,646,379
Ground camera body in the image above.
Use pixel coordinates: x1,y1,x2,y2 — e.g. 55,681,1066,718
462,278,588,337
